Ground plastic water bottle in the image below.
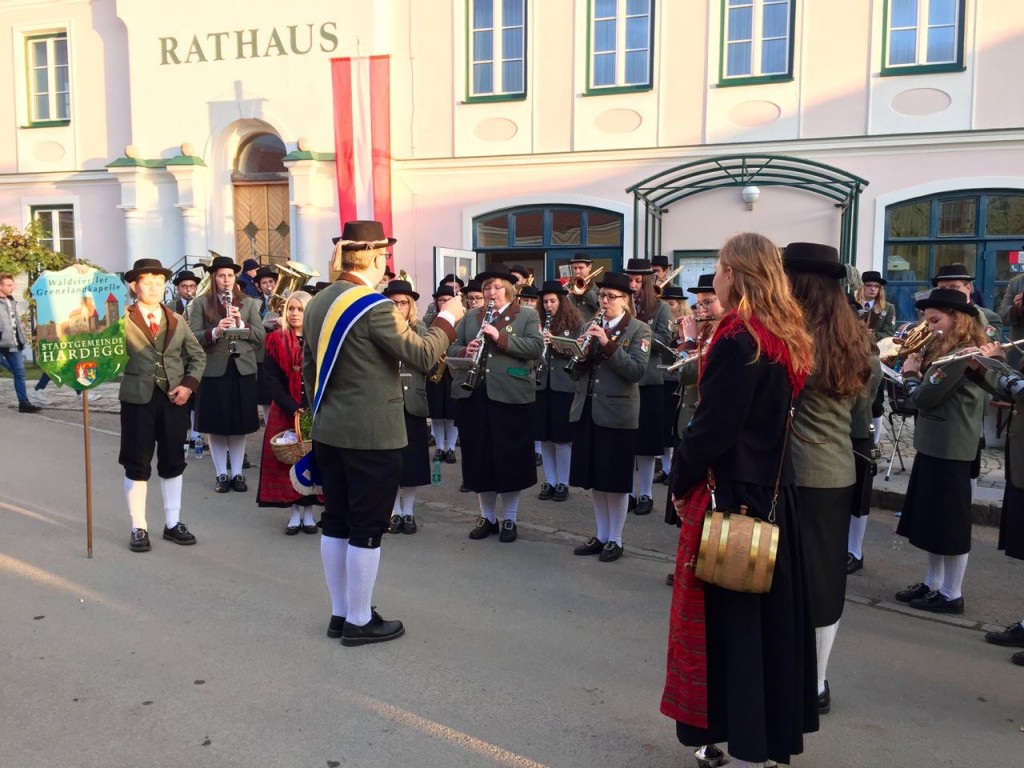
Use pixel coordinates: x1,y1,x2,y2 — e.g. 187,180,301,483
194,437,204,459
431,454,442,486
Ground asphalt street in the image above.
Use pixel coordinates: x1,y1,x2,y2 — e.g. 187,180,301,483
1,400,1022,767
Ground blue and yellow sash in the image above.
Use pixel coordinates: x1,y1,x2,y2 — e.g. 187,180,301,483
312,284,390,418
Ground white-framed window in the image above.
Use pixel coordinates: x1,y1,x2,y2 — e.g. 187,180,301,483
722,0,792,81
589,0,653,91
469,0,526,99
26,32,70,123
32,206,76,259
884,0,963,71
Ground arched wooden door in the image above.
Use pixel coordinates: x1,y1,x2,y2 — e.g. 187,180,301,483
232,132,290,266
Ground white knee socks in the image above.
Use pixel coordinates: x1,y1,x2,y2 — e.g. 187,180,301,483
444,421,458,451
848,515,868,560
592,490,610,542
871,417,882,445
430,421,446,451
607,492,629,545
540,442,558,485
554,443,572,485
502,491,521,523
635,455,655,498
125,478,148,531
159,475,182,529
208,434,229,476
301,506,317,527
228,435,247,475
925,552,945,590
478,492,497,522
940,553,969,600
816,620,840,695
400,488,417,517
346,546,381,627
288,505,302,528
662,447,672,470
321,536,349,618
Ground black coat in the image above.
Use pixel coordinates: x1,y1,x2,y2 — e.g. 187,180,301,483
670,330,794,503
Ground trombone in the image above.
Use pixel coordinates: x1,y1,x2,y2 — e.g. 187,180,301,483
654,264,685,297
569,266,605,296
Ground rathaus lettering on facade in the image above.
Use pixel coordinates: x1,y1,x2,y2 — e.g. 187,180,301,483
159,22,339,65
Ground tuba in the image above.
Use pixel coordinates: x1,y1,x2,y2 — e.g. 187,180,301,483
269,260,320,315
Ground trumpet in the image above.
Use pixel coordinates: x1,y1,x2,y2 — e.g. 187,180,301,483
569,266,605,296
928,339,1024,367
461,300,496,392
565,309,605,374
653,264,685,297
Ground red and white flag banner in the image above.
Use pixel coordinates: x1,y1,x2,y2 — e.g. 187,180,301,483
331,55,394,269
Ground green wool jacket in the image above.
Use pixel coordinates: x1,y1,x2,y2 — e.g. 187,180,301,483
569,313,651,430
790,374,856,489
907,357,986,462
186,292,266,377
120,304,206,404
449,303,544,404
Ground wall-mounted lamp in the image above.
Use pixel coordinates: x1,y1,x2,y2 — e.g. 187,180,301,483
740,185,760,211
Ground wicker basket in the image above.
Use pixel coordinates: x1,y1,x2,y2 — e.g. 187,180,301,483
271,411,312,466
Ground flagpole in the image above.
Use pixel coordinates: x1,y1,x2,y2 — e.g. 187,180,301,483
83,389,93,559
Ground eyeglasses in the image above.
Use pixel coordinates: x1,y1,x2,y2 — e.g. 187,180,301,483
436,297,451,304
598,293,626,301
696,299,717,308
392,299,411,307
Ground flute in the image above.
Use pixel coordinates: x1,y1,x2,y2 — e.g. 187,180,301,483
929,339,1024,367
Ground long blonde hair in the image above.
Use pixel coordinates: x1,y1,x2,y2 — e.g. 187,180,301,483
923,310,989,367
718,233,813,377
855,282,888,314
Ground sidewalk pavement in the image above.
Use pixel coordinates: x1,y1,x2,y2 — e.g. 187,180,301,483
2,377,1010,526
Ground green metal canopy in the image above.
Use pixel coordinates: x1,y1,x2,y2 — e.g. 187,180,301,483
625,154,869,265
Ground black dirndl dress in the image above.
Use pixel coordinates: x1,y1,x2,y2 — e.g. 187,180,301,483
399,411,431,488
850,436,874,518
569,398,637,493
457,385,536,493
635,384,664,455
797,485,855,628
661,380,679,448
426,369,458,421
533,388,574,443
196,358,260,435
897,453,973,555
999,440,1024,560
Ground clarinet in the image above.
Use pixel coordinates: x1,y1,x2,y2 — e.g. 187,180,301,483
536,313,554,373
461,300,496,392
223,289,240,357
564,309,605,375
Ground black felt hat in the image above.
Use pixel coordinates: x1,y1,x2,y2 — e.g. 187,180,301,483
208,256,242,275
441,273,465,288
782,242,846,279
660,285,687,300
687,274,716,294
172,269,199,286
432,284,456,300
538,279,567,296
332,220,397,249
475,264,520,285
931,263,974,286
241,258,260,272
595,272,632,294
518,284,539,299
915,288,978,316
382,279,419,301
509,264,530,277
254,266,278,282
465,280,483,294
125,258,172,282
651,255,671,268
861,270,887,286
569,252,593,264
623,258,654,275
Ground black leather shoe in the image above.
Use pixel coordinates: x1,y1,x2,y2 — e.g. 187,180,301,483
433,449,445,463
909,591,964,614
653,469,667,484
635,495,654,516
387,515,402,534
326,615,346,638
573,537,605,556
18,401,42,413
985,622,1024,647
1013,651,1024,667
214,474,231,493
231,474,248,492
665,573,674,586
846,553,863,574
895,582,930,602
459,484,471,493
341,611,405,647
468,518,499,540
242,453,252,469
538,483,554,500
694,744,725,768
628,495,637,513
302,522,319,534
599,541,624,562
498,520,518,542
285,524,300,536
401,515,417,534
818,680,831,714
129,529,151,552
162,522,196,545
553,483,569,501
444,449,457,464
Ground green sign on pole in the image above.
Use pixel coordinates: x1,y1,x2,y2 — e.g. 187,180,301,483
31,266,128,390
